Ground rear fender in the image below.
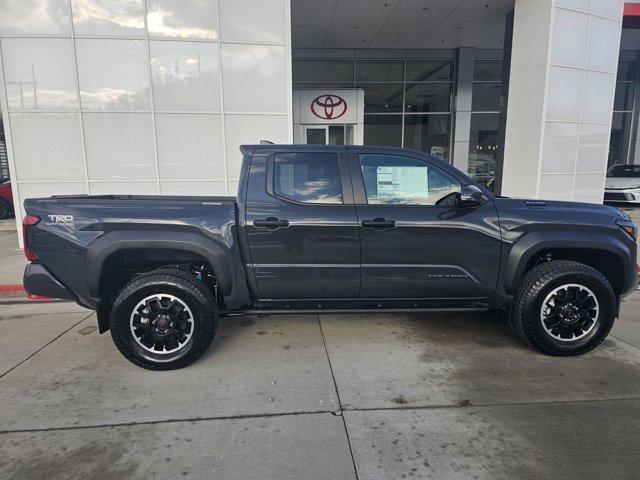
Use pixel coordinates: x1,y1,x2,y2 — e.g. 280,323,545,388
86,230,251,310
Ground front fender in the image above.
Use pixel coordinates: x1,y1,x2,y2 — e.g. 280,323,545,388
504,230,635,295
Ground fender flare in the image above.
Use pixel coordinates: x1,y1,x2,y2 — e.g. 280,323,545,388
86,230,236,299
504,230,633,294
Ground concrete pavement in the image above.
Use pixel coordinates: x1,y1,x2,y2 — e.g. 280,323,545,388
1,294,640,479
0,221,26,287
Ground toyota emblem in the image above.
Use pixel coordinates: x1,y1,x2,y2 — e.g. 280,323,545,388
310,94,347,120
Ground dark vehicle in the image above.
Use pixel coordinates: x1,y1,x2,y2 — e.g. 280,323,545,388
0,180,13,219
23,146,637,370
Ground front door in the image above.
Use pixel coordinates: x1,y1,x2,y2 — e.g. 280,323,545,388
349,149,502,300
244,148,360,300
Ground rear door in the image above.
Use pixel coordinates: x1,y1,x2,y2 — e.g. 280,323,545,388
349,148,502,300
243,147,360,299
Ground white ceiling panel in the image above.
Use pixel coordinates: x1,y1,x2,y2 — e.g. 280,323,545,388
291,0,339,48
369,0,464,48
291,0,514,49
323,0,402,48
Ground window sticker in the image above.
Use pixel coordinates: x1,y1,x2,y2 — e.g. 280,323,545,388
376,166,428,200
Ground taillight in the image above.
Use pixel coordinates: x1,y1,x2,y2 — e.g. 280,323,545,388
22,214,40,261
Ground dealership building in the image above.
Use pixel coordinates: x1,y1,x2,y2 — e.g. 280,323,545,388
0,0,638,242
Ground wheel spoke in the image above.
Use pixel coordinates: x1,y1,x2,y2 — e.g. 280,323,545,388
130,294,195,355
540,283,599,342
167,300,184,316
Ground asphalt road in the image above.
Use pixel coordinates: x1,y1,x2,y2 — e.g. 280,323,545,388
0,294,639,479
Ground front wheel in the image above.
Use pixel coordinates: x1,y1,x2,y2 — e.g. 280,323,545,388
511,260,616,356
110,269,217,370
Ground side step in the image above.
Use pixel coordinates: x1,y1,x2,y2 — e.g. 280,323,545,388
219,306,492,317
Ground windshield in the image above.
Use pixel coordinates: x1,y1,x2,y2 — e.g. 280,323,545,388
607,164,640,178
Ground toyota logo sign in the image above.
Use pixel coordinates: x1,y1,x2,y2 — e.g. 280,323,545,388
310,94,347,120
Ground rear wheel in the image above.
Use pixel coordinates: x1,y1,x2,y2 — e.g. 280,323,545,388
110,269,217,370
511,260,616,356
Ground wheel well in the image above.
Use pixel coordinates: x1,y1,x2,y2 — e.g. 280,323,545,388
523,248,624,295
98,248,221,307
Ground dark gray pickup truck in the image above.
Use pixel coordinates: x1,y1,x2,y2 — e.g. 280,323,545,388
23,145,637,369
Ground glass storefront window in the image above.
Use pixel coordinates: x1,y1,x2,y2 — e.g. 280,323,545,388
473,61,503,81
472,82,501,112
403,115,450,160
617,61,638,82
292,58,454,155
357,84,403,113
292,60,354,83
609,112,632,166
355,60,403,82
404,83,452,113
406,61,453,81
468,113,499,189
614,82,635,112
468,60,503,189
364,115,402,147
608,58,638,169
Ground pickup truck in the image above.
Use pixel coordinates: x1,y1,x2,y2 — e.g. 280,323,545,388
22,145,638,370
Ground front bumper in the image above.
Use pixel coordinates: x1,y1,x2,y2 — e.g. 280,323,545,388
604,188,640,203
23,263,76,301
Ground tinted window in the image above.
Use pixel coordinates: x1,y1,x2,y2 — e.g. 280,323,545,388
607,164,640,177
359,154,460,205
274,152,342,204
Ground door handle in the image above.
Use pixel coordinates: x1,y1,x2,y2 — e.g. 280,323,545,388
361,217,396,229
253,217,290,229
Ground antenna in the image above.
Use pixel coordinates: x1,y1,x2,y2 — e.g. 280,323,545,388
259,140,274,145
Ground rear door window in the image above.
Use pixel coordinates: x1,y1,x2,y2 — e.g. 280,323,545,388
273,152,343,204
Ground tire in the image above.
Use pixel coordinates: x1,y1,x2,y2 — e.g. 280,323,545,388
0,199,11,220
511,260,616,356
109,268,217,370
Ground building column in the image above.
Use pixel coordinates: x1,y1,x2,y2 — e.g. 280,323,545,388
502,0,624,202
452,48,474,172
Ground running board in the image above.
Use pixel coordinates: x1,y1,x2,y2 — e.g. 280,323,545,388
219,306,492,317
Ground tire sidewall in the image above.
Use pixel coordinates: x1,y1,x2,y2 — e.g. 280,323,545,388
111,279,212,365
524,270,615,352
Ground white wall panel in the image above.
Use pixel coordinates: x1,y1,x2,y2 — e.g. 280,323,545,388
82,112,155,181
2,38,78,110
0,0,71,35
0,0,292,244
221,44,288,113
155,113,224,180
219,0,286,44
76,39,150,110
147,0,218,39
10,113,85,181
150,41,220,111
71,0,145,37
224,114,289,178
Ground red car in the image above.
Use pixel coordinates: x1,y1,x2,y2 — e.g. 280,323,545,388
0,180,13,219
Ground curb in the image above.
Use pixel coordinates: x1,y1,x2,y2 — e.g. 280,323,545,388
0,284,24,293
0,284,53,301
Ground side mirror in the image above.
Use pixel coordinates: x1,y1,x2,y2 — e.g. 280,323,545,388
459,185,485,208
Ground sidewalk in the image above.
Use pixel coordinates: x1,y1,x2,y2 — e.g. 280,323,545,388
0,219,25,287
